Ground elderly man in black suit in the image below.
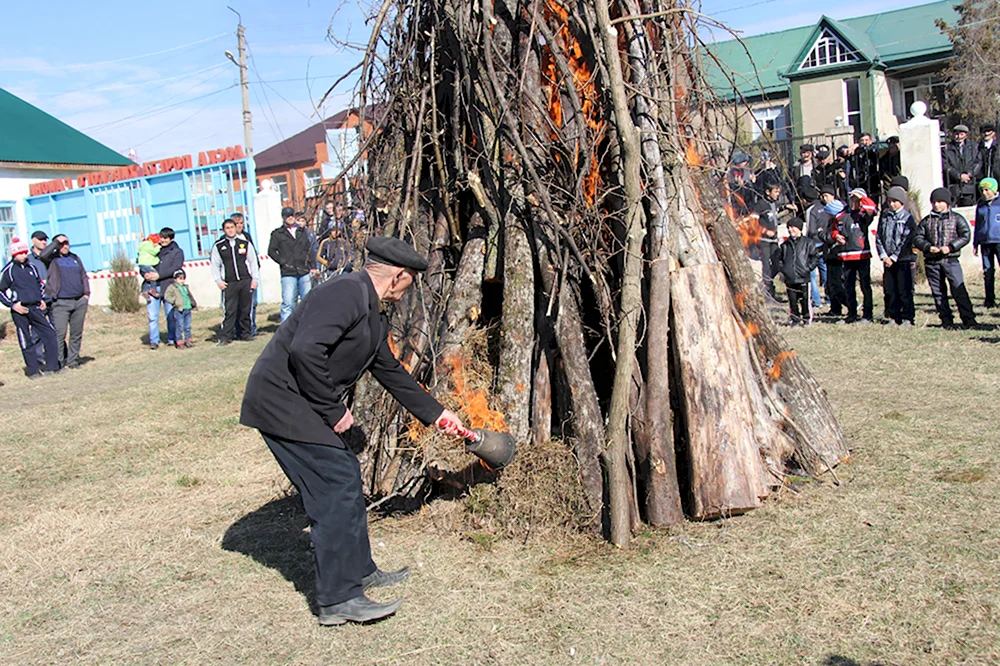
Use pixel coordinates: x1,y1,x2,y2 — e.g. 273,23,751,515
241,236,465,627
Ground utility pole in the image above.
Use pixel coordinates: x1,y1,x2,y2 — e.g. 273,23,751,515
228,7,253,155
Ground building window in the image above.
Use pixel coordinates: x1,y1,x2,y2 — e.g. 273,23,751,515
751,105,790,141
800,29,859,70
899,75,947,119
0,203,16,266
304,169,322,198
844,77,862,140
269,175,289,203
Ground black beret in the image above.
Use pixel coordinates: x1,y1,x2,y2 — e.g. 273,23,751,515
815,146,831,157
799,183,819,201
820,185,837,196
366,236,428,272
890,175,909,190
981,123,996,133
31,230,48,241
799,144,814,153
281,206,295,218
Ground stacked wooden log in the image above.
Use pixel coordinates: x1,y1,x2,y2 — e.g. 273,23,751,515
333,0,849,545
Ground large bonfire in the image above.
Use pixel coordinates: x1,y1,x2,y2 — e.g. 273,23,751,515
333,0,849,546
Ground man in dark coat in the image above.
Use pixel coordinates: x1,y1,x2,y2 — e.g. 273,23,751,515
943,124,982,207
40,234,90,368
979,123,999,182
269,206,317,322
142,228,185,349
241,236,465,626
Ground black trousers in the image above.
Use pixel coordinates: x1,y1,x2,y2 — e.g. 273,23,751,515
980,243,1000,307
787,282,810,323
759,241,779,297
261,433,376,607
925,259,976,326
221,279,253,342
842,259,873,321
883,261,915,324
826,260,847,315
13,305,59,376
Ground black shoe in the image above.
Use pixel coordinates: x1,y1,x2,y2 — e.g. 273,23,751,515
317,595,402,626
64,362,81,370
149,343,159,350
363,566,410,591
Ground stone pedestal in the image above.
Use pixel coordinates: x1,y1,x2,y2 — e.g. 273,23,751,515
253,180,284,304
899,101,942,220
825,125,855,151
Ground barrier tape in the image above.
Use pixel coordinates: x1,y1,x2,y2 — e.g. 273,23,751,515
88,255,271,280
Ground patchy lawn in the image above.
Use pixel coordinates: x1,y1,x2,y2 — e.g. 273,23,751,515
1,281,998,665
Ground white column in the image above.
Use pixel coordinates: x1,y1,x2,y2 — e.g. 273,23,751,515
253,179,283,304
898,101,942,220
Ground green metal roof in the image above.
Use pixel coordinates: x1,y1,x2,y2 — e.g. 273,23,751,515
0,87,134,166
705,0,957,100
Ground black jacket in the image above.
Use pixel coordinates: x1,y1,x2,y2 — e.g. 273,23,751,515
39,242,90,300
149,241,184,291
240,271,444,446
914,209,971,263
980,140,1000,181
775,236,820,284
268,225,316,277
752,197,781,243
943,140,982,198
0,260,45,307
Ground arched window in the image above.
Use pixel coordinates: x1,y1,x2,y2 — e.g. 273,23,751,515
800,29,859,70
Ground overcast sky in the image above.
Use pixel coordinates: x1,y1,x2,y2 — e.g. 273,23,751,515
1,0,924,163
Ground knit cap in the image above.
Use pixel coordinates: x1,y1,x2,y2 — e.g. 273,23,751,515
824,200,846,215
930,187,952,204
886,186,908,203
848,188,867,200
8,237,28,257
979,178,999,194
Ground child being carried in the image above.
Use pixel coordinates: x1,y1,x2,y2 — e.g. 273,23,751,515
137,233,162,301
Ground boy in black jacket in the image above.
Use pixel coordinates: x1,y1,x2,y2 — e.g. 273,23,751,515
776,218,820,325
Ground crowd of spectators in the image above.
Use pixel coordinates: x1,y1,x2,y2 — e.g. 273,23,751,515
728,126,1000,331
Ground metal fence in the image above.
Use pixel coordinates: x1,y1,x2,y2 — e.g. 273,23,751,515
25,158,256,271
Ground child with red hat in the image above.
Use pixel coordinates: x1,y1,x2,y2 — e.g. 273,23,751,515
0,238,60,378
136,233,162,302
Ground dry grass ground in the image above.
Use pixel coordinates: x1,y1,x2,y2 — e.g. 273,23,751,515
1,280,999,666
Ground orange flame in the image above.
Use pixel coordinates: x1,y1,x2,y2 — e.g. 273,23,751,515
387,334,413,372
541,0,604,206
766,350,797,383
742,321,760,339
685,140,702,166
734,288,748,311
444,354,509,432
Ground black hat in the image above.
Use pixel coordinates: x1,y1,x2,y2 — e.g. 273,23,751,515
815,145,830,158
930,187,952,205
836,145,850,156
30,230,48,241
982,123,996,133
366,236,429,272
890,175,910,190
787,217,805,230
820,185,837,196
799,144,815,153
799,183,819,201
886,136,900,144
281,206,295,218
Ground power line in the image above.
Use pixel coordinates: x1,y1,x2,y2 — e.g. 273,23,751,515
244,39,290,150
82,85,237,132
31,63,228,98
69,33,229,68
130,98,221,149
